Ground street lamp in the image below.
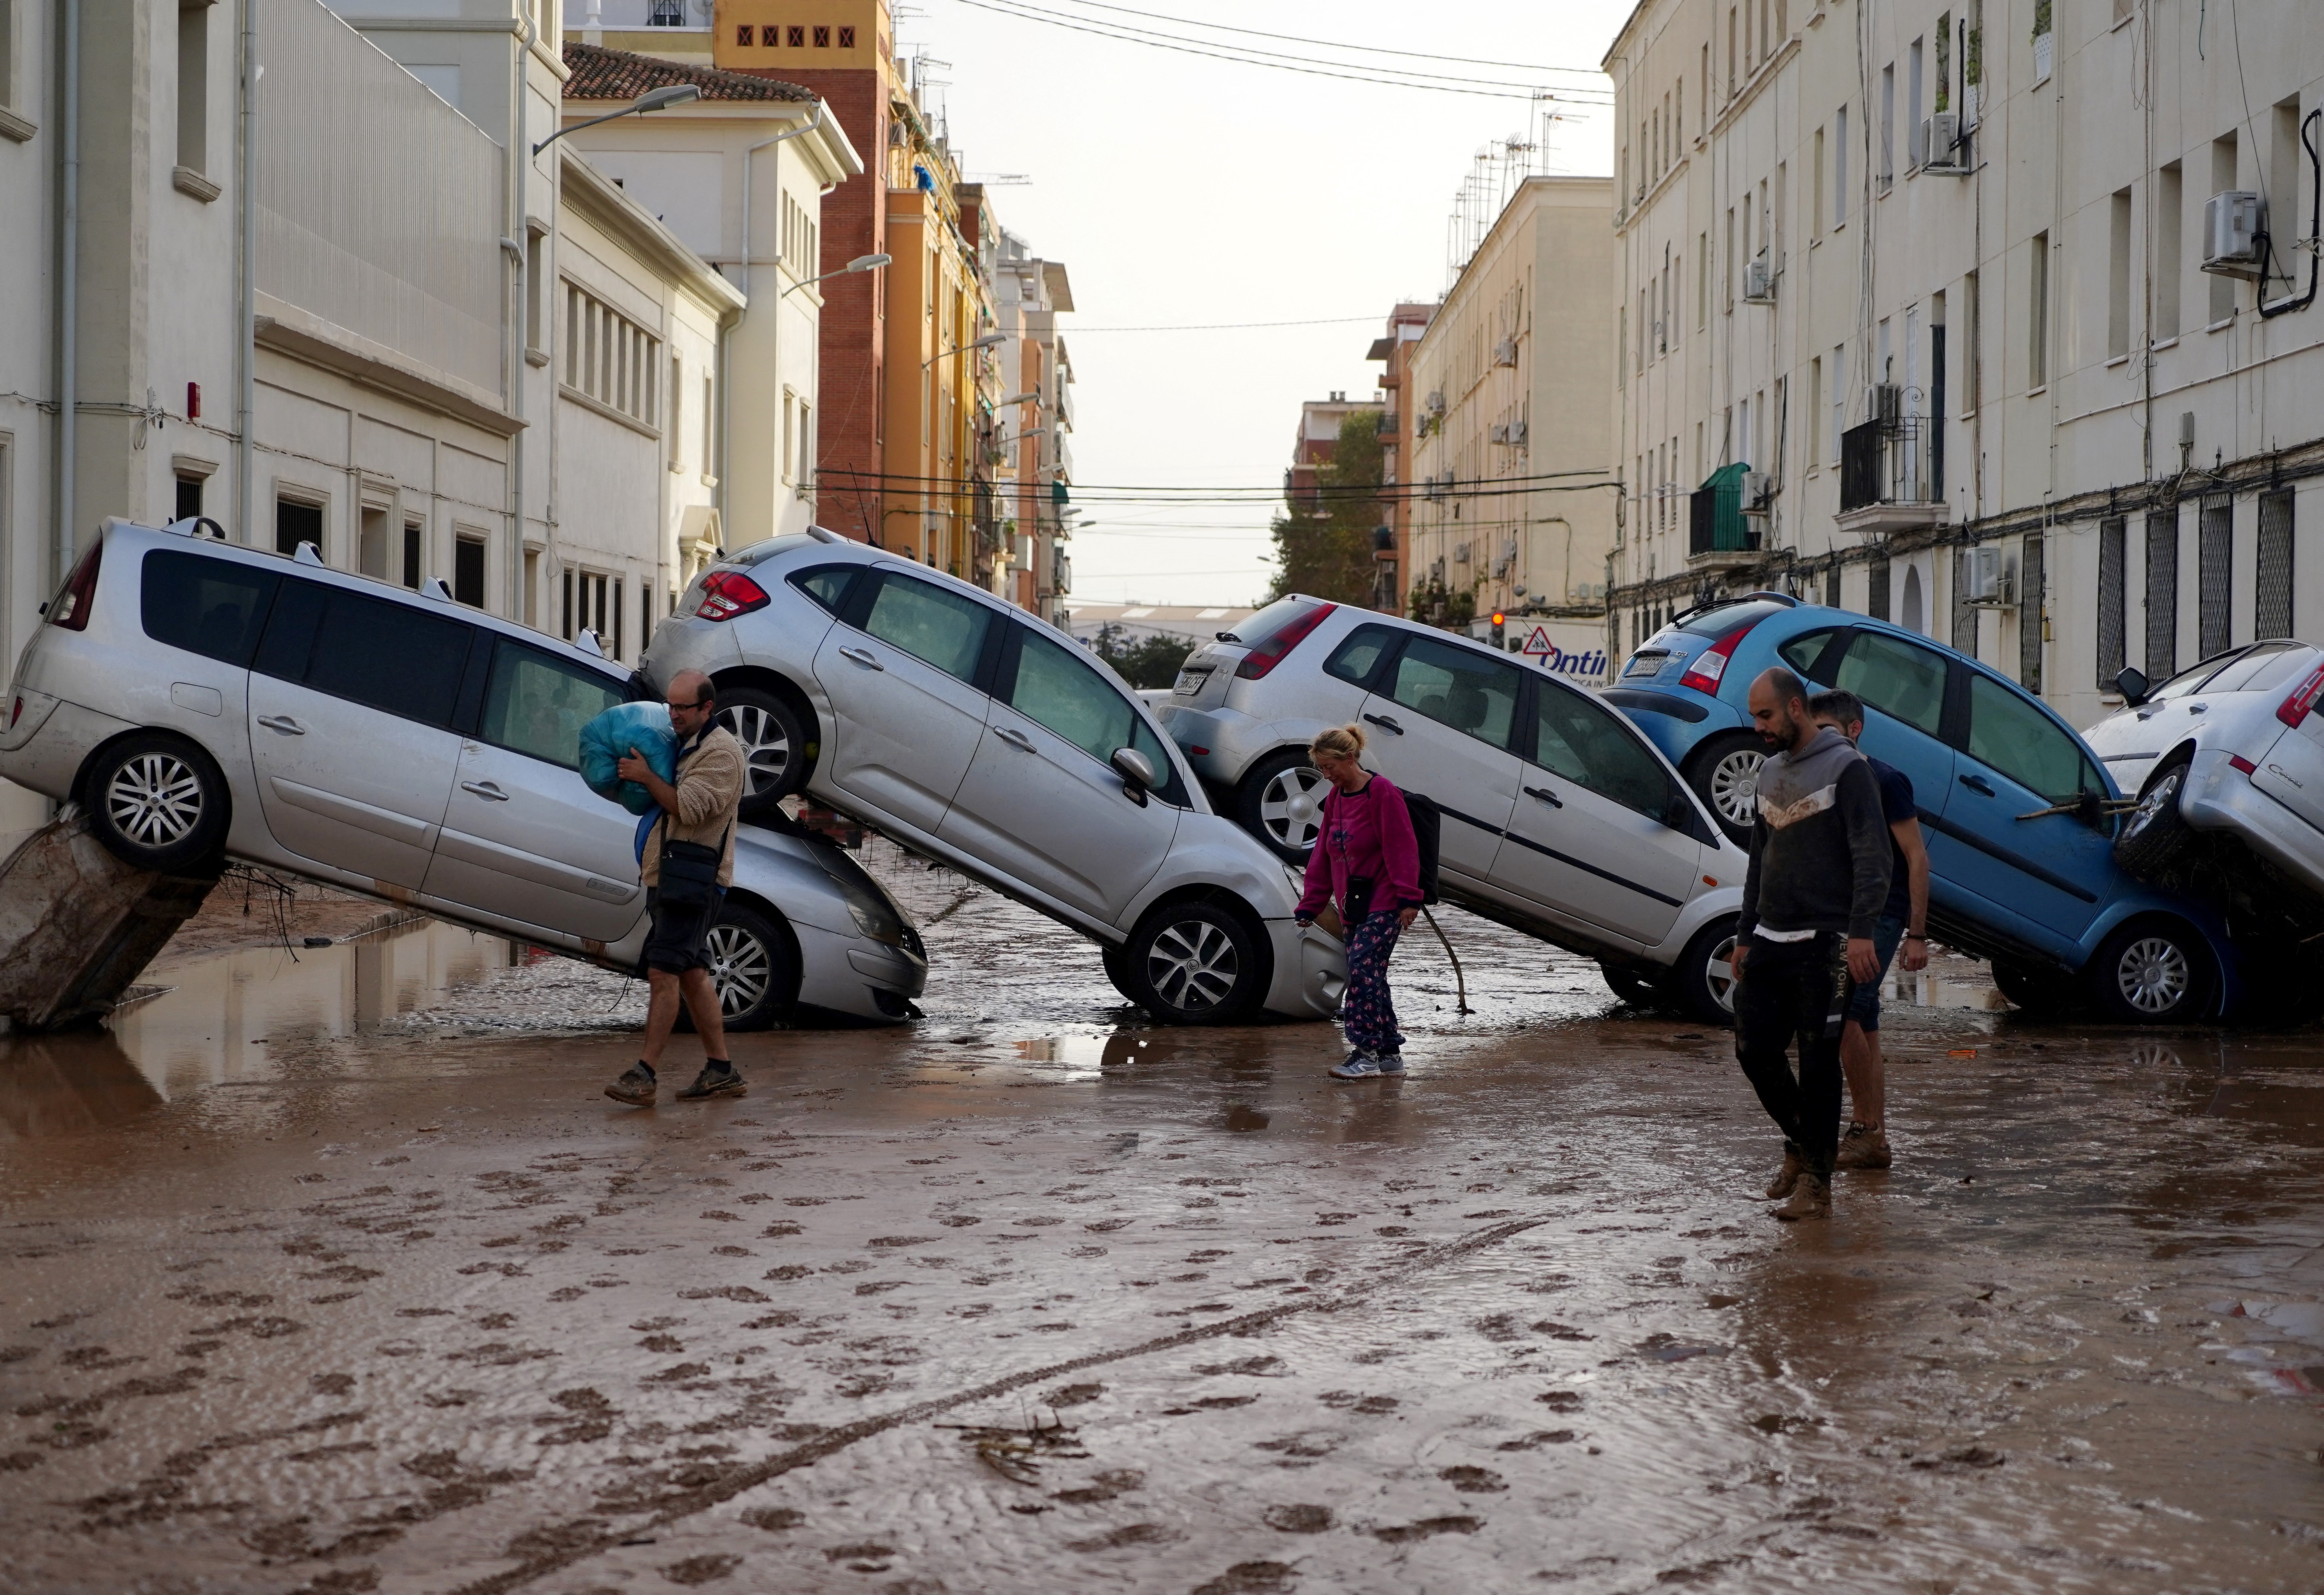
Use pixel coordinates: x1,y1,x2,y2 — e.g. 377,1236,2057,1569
534,82,701,157
925,331,1004,369
781,252,892,298
997,391,1040,407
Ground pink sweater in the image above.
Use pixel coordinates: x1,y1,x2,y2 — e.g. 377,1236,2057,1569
1296,773,1424,920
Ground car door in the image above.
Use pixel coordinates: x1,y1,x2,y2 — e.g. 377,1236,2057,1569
422,636,644,942
940,624,1181,927
1939,668,2113,947
1356,633,1524,887
1496,677,1701,946
246,575,472,889
1825,628,1957,819
809,569,995,835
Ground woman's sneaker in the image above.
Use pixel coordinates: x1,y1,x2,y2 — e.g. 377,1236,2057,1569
1330,1052,1384,1080
1372,1051,1406,1076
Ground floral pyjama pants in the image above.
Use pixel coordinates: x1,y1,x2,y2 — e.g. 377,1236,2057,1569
1341,909,1406,1055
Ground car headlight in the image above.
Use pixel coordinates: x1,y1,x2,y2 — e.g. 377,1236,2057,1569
807,841,912,949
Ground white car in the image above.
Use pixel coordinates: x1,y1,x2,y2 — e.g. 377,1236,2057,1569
640,530,1345,1026
1153,596,1750,1020
0,518,927,1029
2087,642,2324,911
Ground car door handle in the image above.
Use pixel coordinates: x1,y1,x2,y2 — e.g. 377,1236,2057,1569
1362,712,1404,735
257,715,306,735
1524,785,1564,808
838,646,884,671
1959,773,1997,797
461,781,509,802
994,725,1035,751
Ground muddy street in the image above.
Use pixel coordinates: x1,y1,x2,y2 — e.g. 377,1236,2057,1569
3,848,2322,1594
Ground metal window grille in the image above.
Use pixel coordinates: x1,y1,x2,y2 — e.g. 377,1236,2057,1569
1824,560,1841,607
2257,488,2295,638
2097,516,2125,686
1868,555,1891,621
1952,548,1978,654
2019,531,2044,694
2198,496,2233,659
2145,507,2179,683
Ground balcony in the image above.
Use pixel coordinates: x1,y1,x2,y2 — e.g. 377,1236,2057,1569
1687,462,1761,569
1834,417,1950,536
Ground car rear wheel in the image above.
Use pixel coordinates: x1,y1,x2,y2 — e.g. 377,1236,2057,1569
1665,917,1741,1024
1598,961,1665,1008
1100,943,1143,1007
82,732,230,872
1122,900,1268,1025
2086,919,2213,1025
1686,731,1766,846
714,685,811,820
698,902,801,1031
2113,755,2194,881
1235,748,1330,863
1992,957,2076,1017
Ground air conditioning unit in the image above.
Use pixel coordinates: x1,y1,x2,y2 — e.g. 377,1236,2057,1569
1742,250,1775,302
1453,542,1472,564
1426,390,1446,414
1488,422,1510,444
1740,470,1774,513
1510,420,1528,448
1922,111,1970,173
1965,545,2017,605
1493,337,1519,367
1867,383,1902,428
2203,191,2265,278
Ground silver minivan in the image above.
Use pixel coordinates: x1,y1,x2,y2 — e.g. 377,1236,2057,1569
0,519,927,1028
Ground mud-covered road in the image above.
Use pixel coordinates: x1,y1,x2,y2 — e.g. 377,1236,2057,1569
4,847,2323,1593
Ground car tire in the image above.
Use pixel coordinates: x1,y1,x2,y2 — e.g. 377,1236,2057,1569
1122,899,1269,1025
1100,943,1143,1008
714,685,812,821
2085,918,2214,1025
1686,731,1766,846
1991,957,2076,1017
81,732,230,873
1598,961,1666,1008
2113,755,2194,882
1665,916,1742,1025
698,902,801,1032
1235,748,1330,864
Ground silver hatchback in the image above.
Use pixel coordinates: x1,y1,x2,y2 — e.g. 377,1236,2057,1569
0,519,927,1028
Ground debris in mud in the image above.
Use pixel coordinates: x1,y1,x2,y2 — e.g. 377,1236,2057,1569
1909,1446,2006,1472
944,1414,1088,1484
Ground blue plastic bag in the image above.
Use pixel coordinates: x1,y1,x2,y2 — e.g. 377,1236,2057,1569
579,701,677,815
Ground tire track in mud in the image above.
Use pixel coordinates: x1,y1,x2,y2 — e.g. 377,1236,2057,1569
448,1212,1554,1594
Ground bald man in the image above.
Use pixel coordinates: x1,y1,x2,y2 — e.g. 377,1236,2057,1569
606,669,748,1106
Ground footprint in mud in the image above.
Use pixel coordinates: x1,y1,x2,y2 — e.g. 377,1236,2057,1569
661,1552,743,1584
310,1373,356,1396
1262,1504,1332,1533
1437,1465,1506,1493
1252,1432,1340,1460
1318,1392,1398,1414
1496,1430,1577,1451
1046,1383,1103,1408
741,1507,804,1531
1536,1390,1585,1413
1067,1523,1176,1551
1192,1562,1297,1595
1050,1469,1142,1505
822,1542,897,1571
1371,1515,1482,1543
1194,1356,1283,1378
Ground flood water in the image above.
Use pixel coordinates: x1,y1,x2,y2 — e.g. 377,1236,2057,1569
2,847,2321,1593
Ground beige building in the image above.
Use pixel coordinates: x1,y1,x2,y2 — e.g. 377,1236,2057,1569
1607,0,2324,728
1406,176,1620,637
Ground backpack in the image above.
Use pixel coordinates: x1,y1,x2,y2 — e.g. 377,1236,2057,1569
1400,789,1444,907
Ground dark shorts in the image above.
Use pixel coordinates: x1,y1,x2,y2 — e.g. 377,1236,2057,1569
1842,914,1908,1031
642,886,725,975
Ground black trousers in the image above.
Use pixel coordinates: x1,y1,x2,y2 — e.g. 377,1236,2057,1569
1734,932,1853,1177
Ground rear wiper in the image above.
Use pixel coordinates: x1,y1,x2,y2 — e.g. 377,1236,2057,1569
1215,631,1240,643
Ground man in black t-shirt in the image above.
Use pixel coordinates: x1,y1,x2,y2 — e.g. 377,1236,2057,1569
1809,690,1929,1171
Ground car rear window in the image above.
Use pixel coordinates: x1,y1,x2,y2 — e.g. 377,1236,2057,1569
142,548,281,666
788,564,861,616
2202,641,2316,695
1672,597,1790,640
727,533,820,567
1227,596,1328,650
1776,627,1842,681
1324,624,1399,687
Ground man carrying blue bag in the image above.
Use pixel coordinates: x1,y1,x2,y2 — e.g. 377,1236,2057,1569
592,669,748,1107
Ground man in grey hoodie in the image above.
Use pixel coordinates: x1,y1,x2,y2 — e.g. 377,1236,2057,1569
1731,667,1893,1220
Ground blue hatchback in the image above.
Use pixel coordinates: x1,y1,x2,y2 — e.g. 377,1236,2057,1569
1603,593,2242,1023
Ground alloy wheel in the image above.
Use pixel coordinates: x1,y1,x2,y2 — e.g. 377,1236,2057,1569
1258,764,1330,853
2121,766,2183,844
106,752,204,846
2115,935,2191,1015
1702,930,1740,1013
1145,918,1239,1012
718,704,793,797
705,923,774,1018
1707,748,1765,828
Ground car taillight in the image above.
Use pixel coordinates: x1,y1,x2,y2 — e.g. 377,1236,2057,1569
695,569,770,622
2277,661,2324,728
1678,624,1751,695
1234,603,1336,680
47,539,102,632
8,697,19,729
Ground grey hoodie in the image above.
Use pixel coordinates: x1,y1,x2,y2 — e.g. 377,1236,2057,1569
1738,725,1893,941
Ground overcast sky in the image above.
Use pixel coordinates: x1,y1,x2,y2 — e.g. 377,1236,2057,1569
910,0,1632,608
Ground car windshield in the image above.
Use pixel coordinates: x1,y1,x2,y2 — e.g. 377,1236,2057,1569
1225,596,1326,649
1671,597,1789,642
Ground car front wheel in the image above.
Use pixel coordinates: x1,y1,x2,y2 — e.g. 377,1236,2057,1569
2087,919,2213,1024
713,685,812,820
82,732,230,872
701,902,801,1031
1598,961,1665,1008
1235,748,1330,864
1686,731,1766,846
1122,900,1269,1025
1665,917,1741,1025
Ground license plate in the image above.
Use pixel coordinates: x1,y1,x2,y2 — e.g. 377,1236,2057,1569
1621,653,1665,679
1173,667,1213,696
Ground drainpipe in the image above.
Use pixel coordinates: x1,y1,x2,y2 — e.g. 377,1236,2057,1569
57,0,80,580
506,8,535,628
726,101,825,540
236,0,256,545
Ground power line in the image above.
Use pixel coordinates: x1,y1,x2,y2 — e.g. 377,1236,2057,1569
1035,0,1614,79
1065,315,1382,332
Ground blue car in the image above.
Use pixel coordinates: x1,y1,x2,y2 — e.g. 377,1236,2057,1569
1603,593,2243,1024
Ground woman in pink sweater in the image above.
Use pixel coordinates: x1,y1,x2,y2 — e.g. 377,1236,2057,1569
1293,724,1423,1080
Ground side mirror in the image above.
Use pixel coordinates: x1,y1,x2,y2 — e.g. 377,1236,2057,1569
2115,665,2150,707
1110,746,1156,804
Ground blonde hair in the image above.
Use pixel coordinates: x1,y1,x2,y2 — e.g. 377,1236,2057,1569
1308,723,1367,763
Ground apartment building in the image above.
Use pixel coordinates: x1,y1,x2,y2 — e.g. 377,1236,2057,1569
1607,0,2324,728
987,228,1077,617
1406,176,1619,631
1366,303,1437,613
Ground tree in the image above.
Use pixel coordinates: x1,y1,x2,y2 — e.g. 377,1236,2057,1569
1265,409,1384,605
1088,623,1193,690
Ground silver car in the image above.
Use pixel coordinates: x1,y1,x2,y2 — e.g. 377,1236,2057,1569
641,530,1345,1026
2087,642,2324,914
1153,596,1751,1021
0,518,926,1029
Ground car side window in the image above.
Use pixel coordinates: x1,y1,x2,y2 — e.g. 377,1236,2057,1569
1324,624,1399,688
141,549,281,667
478,639,626,770
1965,674,2099,805
789,564,860,616
1005,628,1182,798
1532,682,1681,823
1776,627,1842,682
1833,631,1948,735
254,576,473,729
1386,635,1521,750
860,573,989,683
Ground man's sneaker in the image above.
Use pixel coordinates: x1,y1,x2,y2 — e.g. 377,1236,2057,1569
1330,1054,1384,1081
1835,1121,1892,1170
1373,1050,1406,1076
1764,1148,1804,1199
677,1061,747,1100
1772,1172,1831,1221
604,1063,657,1107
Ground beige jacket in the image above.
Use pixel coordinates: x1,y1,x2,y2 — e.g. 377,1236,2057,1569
641,724,744,888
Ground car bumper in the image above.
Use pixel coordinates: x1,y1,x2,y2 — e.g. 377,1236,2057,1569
1263,918,1345,1019
0,699,138,802
795,920,924,1022
2181,746,2324,900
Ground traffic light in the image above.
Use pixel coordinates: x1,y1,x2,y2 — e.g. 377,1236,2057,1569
1490,611,1506,647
